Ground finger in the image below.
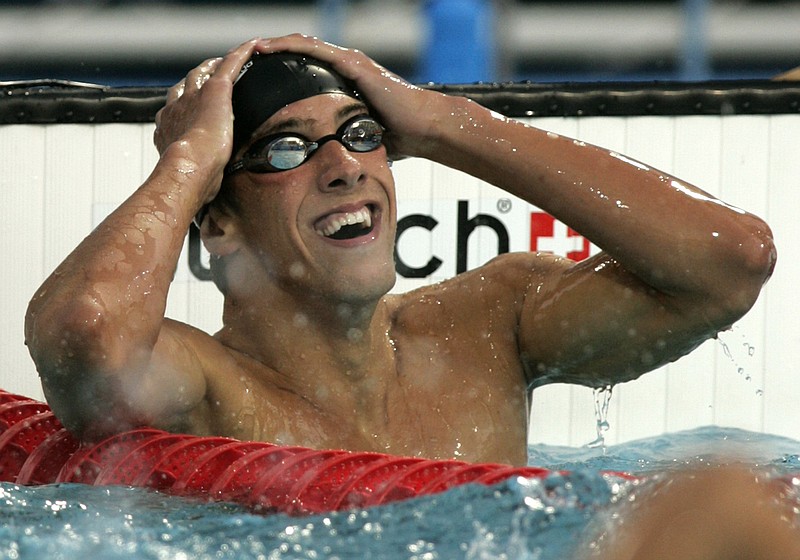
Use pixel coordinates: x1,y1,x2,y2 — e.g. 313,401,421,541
185,57,222,91
212,38,262,83
256,34,384,84
166,79,186,103
257,34,345,63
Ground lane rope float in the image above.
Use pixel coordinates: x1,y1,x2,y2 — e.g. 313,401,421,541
0,389,627,515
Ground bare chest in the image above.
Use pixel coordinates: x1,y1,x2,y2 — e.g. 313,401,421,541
203,330,529,465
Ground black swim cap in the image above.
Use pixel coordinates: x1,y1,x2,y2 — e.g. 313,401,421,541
231,52,362,155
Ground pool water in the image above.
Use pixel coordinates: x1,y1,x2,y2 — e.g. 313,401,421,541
0,426,798,559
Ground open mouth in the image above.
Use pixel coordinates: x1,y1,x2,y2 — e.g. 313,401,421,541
314,205,376,240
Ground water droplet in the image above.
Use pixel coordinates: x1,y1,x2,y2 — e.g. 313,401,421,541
586,385,613,450
347,328,363,342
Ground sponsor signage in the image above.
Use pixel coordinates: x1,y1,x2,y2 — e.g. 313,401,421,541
187,198,599,282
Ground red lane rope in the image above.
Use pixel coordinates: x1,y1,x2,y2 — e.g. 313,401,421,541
0,389,617,515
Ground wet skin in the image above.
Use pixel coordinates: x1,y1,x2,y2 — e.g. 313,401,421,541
25,36,776,467
584,467,800,560
177,94,530,465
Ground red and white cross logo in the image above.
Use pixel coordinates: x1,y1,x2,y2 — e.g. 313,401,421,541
530,212,591,262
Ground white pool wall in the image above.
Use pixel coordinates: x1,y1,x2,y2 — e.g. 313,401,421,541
1,113,797,447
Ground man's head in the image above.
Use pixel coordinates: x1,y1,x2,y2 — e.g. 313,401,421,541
202,52,397,302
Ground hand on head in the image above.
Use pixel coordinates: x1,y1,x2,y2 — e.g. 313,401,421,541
153,39,262,204
155,33,451,182
256,34,446,160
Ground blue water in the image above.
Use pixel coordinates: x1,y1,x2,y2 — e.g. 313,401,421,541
1,426,798,559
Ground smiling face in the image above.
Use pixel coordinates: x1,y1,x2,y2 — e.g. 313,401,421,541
214,93,398,305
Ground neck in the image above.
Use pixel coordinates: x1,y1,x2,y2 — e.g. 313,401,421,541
218,287,394,386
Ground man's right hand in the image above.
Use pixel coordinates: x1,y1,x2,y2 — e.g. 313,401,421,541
153,39,262,205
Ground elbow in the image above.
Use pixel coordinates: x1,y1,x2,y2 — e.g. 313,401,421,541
26,297,131,433
26,283,159,377
26,296,165,442
26,295,113,375
751,220,777,282
708,218,777,328
733,219,775,307
40,375,144,443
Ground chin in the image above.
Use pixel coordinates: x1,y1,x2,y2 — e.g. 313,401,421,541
334,268,397,303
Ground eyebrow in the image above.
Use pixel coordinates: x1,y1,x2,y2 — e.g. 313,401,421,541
254,101,370,139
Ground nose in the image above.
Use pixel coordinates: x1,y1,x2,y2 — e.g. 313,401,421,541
316,140,366,191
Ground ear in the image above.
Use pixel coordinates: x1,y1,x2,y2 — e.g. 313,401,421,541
199,205,243,257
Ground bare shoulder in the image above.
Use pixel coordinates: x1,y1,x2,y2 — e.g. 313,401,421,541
157,318,251,391
158,318,231,366
387,251,565,335
143,318,249,432
390,251,567,309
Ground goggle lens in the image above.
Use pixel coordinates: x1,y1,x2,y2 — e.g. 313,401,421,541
228,116,384,174
267,137,308,170
341,118,384,153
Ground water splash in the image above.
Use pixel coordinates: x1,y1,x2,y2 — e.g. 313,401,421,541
586,385,613,450
716,326,761,394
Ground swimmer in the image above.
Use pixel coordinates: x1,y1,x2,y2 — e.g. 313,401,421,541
582,467,800,560
25,36,775,466
774,66,800,80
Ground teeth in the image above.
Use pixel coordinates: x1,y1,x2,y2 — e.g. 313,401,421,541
316,207,373,237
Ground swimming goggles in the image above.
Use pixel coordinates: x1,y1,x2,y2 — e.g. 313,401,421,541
226,115,384,174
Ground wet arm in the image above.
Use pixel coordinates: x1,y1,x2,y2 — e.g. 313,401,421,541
25,152,209,436
24,41,259,437
423,95,775,385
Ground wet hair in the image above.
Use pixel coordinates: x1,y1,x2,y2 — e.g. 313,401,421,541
230,52,363,156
